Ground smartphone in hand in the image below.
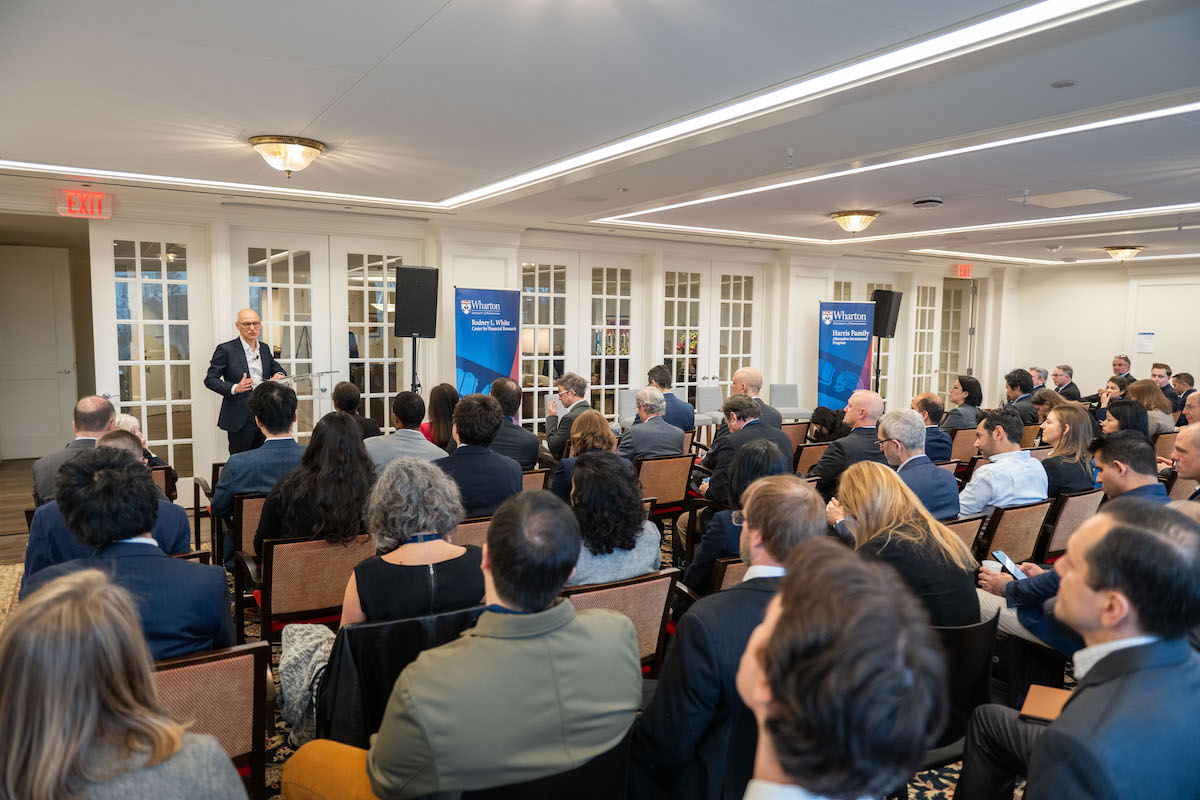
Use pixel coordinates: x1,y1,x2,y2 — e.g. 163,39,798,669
992,550,1027,580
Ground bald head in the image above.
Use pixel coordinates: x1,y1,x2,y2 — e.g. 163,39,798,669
1172,423,1200,483
73,396,115,437
235,308,262,347
846,390,884,428
732,367,764,397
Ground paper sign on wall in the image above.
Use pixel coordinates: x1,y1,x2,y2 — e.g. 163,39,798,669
1136,331,1155,354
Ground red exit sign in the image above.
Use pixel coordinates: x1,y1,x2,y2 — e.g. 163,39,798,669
56,189,111,219
955,262,972,279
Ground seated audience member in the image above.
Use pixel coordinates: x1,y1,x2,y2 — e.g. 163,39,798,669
0,570,246,799
940,374,983,431
340,458,483,626
282,492,642,799
808,406,851,442
1150,362,1182,411
488,376,540,469
1051,364,1081,400
1091,430,1170,503
1030,388,1069,424
566,452,661,586
682,439,791,596
1085,373,1130,409
700,367,783,467
862,409,959,520
23,430,190,591
436,393,522,518
1169,423,1200,501
20,448,234,659
365,391,447,472
631,364,696,431
1039,405,1098,496
114,412,176,483
545,372,592,459
1182,389,1200,428
618,386,685,459
1099,397,1149,438
31,394,115,506
255,412,374,556
736,537,946,800
833,461,978,626
634,476,828,800
332,380,382,439
1127,378,1178,437
1028,366,1048,393
1174,372,1195,425
211,381,304,521
807,390,887,500
420,382,459,455
911,392,953,461
1004,368,1039,425
959,500,1200,800
1112,353,1135,381
958,408,1048,517
705,395,794,506
549,409,629,502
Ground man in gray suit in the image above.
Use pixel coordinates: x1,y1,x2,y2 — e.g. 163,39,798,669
32,395,116,506
365,391,447,472
545,372,591,459
618,387,684,461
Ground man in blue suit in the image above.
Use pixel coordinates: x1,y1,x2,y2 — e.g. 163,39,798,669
20,447,234,659
632,365,696,432
437,393,522,517
912,393,953,462
204,308,287,454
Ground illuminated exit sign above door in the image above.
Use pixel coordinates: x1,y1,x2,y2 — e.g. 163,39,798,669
56,189,111,219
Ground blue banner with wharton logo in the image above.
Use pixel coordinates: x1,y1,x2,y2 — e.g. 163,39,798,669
455,287,520,396
817,301,875,409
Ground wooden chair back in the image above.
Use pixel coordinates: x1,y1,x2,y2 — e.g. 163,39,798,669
794,442,830,476
635,454,694,508
257,534,375,643
950,428,979,462
1042,489,1104,560
1170,475,1198,501
1026,446,1052,462
150,465,178,501
934,460,960,475
154,641,270,800
682,429,695,452
1155,431,1179,459
25,508,35,531
172,550,212,565
976,499,1055,563
964,455,987,481
521,469,550,492
710,556,748,593
193,461,225,550
1020,425,1042,448
944,515,987,551
450,516,492,549
562,568,679,672
229,493,269,559
780,422,810,454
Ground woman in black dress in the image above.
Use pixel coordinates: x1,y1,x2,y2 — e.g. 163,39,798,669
1039,405,1097,496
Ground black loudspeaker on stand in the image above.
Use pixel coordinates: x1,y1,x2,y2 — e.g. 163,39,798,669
871,289,903,394
394,266,440,393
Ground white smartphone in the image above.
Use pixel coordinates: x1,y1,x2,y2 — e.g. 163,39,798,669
992,550,1027,580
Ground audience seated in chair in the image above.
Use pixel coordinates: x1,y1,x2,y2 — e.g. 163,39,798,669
545,372,592,460
941,375,983,431
617,386,685,460
0,570,246,799
566,451,661,586
1166,423,1200,501
420,382,460,455
20,447,234,660
549,409,631,502
912,393,953,462
634,476,828,800
1050,364,1081,401
864,408,959,521
115,411,177,485
1177,377,1198,427
365,391,447,472
1038,405,1097,497
1086,373,1130,414
959,499,1200,800
488,376,541,469
1028,366,1048,394
1092,430,1170,505
806,389,888,500
630,363,695,432
1127,378,1178,438
332,380,382,440
958,408,1047,518
1151,362,1182,412
23,429,190,592
31,394,115,506
700,368,783,469
737,538,946,800
255,411,375,556
436,393,522,518
282,491,641,799
702,395,794,507
1004,368,1039,425
1099,397,1148,438
1174,372,1195,425
807,406,851,442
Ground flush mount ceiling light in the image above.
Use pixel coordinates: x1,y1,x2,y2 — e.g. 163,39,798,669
248,136,326,178
829,211,879,236
1104,245,1144,261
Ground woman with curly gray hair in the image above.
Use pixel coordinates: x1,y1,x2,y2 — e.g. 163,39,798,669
339,458,484,625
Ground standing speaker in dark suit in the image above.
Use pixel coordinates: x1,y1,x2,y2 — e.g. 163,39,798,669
436,393,522,517
203,309,286,454
703,396,793,507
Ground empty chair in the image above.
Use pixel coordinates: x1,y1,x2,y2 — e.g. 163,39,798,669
635,453,695,531
694,385,724,428
193,461,226,551
562,568,679,673
794,442,830,475
973,499,1055,563
950,428,979,462
768,384,810,422
1041,489,1104,561
450,516,493,549
617,388,638,430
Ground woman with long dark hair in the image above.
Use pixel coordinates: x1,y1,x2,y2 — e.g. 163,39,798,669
421,383,460,454
566,451,660,586
1100,399,1150,439
939,375,982,431
254,411,376,555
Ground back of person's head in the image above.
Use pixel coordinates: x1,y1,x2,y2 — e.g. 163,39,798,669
1090,430,1159,477
554,372,588,398
1168,500,1200,525
1029,366,1048,384
427,383,460,447
366,458,463,553
911,393,944,425
487,491,581,611
647,364,673,389
1127,379,1174,416
56,448,158,547
278,412,374,544
454,393,504,446
754,538,946,797
733,367,764,395
1105,399,1149,438
838,461,976,571
1032,388,1068,413
112,413,143,438
97,429,144,460
809,406,850,442
569,409,616,455
742,476,826,563
0,569,183,800
332,381,361,413
570,452,645,556
729,439,791,508
74,395,116,434
1087,499,1200,638
980,407,1023,446
1176,372,1195,389
1005,368,1033,395
878,409,925,452
392,391,426,429
957,375,983,406
635,386,665,417
489,377,522,418
1046,405,1094,463
848,390,884,424
248,381,298,435
723,394,761,422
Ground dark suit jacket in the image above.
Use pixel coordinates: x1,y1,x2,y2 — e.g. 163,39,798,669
681,509,739,595
1180,389,1195,426
701,398,783,469
549,449,634,503
545,401,592,460
203,337,286,432
31,438,96,506
22,499,191,592
1055,381,1082,401
20,542,235,659
489,418,540,469
1009,395,1040,425
1162,383,1183,412
897,455,960,521
807,426,888,500
618,415,685,460
633,577,779,800
632,391,696,432
858,535,977,627
706,421,793,506
1025,640,1200,800
211,438,305,520
924,426,953,462
437,444,522,517
351,413,382,439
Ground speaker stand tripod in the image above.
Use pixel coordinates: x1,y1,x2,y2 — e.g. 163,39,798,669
410,334,422,394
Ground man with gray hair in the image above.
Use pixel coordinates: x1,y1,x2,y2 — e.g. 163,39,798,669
1051,364,1081,400
1028,366,1048,393
545,372,591,459
876,409,959,520
617,386,684,461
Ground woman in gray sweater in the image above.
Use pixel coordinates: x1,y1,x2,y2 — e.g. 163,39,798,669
566,451,662,586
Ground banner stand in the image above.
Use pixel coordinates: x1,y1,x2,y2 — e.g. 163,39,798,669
817,301,876,409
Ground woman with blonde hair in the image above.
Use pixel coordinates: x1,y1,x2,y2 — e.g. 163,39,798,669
1127,379,1177,437
1039,405,1098,496
548,409,626,501
0,570,245,800
835,461,978,627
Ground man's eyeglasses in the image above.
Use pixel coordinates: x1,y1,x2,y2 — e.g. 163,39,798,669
238,321,261,328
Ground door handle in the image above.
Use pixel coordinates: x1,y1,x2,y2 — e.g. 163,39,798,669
57,369,72,374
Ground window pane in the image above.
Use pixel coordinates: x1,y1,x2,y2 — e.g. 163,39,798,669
141,242,162,280
146,404,168,440
172,443,193,480
171,405,192,439
145,365,167,401
117,324,134,361
293,250,311,285
168,325,189,361
248,249,267,283
143,324,165,360
271,249,289,283
167,284,188,321
170,365,190,400
115,282,132,319
118,365,141,402
166,243,187,280
294,288,312,323
249,286,265,317
142,283,163,320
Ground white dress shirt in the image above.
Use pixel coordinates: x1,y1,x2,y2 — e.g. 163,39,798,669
242,337,264,386
743,565,786,582
1072,635,1159,679
958,449,1048,517
744,779,869,800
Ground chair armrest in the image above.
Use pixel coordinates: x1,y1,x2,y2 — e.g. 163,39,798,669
670,581,701,619
692,440,709,454
234,550,262,587
195,476,215,499
690,465,712,479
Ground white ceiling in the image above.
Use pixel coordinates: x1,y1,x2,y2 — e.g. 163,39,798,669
0,0,1197,266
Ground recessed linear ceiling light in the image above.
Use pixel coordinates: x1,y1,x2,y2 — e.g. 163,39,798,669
912,247,1200,265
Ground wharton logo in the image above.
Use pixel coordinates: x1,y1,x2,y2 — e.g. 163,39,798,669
825,309,869,323
462,298,503,315
821,310,834,326
460,299,472,314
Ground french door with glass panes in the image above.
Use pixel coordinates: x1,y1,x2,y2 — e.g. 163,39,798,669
229,231,332,445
